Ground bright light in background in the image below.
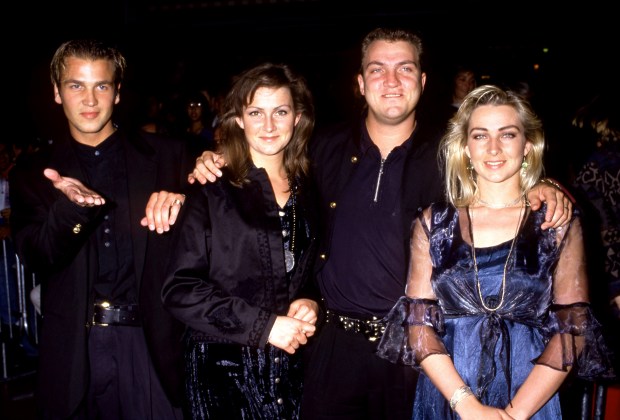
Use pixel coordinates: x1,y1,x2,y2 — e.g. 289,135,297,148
533,47,548,71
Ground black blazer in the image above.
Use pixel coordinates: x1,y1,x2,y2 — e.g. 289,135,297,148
9,129,192,418
162,166,318,347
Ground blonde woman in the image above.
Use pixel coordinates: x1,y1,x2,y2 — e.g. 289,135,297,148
378,85,614,419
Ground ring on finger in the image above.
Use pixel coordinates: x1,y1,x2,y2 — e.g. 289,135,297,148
173,199,183,206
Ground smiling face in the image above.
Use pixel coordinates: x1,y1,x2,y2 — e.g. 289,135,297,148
235,86,301,165
465,104,532,188
54,57,119,146
357,40,426,125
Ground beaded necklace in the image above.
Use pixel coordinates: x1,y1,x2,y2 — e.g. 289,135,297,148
467,201,525,312
283,181,296,273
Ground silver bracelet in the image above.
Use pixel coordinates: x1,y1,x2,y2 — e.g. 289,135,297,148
449,385,474,411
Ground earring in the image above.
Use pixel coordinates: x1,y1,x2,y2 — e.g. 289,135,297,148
467,159,475,180
521,156,529,175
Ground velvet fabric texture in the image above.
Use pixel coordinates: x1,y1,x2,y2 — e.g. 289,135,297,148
185,340,303,419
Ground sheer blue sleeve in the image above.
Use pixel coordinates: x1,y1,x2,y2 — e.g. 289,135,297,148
537,302,615,380
376,296,448,368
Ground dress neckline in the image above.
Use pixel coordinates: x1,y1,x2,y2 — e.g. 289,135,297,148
459,205,530,250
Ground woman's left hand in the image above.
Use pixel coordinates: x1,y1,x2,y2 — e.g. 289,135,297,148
288,298,319,329
268,315,316,354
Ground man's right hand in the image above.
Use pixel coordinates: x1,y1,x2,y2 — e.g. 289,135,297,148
44,168,105,207
188,151,226,185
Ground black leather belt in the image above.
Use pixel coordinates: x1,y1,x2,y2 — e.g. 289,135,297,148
324,310,386,342
92,301,141,327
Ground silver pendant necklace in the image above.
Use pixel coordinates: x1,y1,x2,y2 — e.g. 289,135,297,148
283,184,296,273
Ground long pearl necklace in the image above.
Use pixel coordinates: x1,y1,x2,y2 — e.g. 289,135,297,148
468,201,525,312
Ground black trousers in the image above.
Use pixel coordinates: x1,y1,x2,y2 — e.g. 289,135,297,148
300,323,418,420
70,325,183,420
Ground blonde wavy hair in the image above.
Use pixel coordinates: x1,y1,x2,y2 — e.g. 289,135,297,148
440,84,545,207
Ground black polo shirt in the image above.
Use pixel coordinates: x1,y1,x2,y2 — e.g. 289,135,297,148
318,124,413,318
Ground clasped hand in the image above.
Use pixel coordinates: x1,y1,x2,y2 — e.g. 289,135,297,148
268,298,318,354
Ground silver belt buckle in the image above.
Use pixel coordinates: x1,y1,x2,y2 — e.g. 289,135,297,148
93,300,111,326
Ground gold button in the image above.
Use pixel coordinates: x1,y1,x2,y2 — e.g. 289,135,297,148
319,254,326,260
72,224,82,234
350,156,358,163
329,202,337,209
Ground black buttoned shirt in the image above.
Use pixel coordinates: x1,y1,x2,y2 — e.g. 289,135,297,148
74,131,137,305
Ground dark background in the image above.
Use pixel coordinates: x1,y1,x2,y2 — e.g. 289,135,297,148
9,0,618,153
2,4,619,417
4,4,618,418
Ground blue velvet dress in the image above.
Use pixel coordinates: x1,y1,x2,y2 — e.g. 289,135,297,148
377,202,615,420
